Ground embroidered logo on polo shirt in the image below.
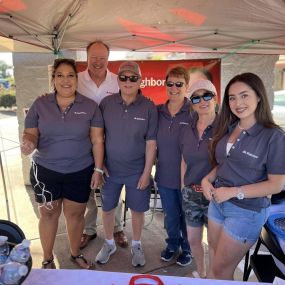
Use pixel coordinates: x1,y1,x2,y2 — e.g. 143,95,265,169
134,117,146,121
179,122,189,125
242,150,258,159
74,112,87,115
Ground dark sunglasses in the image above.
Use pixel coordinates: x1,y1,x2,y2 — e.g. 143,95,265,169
166,81,184,88
118,75,140,82
190,92,215,104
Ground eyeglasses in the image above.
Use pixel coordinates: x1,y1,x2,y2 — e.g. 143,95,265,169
118,75,140,82
190,92,215,104
166,81,184,88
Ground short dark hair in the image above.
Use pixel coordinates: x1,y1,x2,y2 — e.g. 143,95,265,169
52,58,77,79
166,66,190,84
86,40,110,55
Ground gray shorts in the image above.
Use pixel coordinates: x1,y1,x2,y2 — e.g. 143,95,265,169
182,186,209,227
101,174,151,212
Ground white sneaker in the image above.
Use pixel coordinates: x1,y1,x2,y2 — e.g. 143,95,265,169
95,241,116,264
131,243,145,267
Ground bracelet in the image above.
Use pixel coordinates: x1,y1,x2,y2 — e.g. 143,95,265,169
94,167,104,175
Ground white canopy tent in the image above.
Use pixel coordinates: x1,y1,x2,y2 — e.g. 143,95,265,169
0,0,283,210
0,0,284,54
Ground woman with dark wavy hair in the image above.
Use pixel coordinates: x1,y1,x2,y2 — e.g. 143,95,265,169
201,72,285,280
21,58,104,269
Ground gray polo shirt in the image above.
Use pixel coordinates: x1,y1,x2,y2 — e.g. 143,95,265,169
214,122,285,211
155,98,192,189
25,92,104,173
180,112,219,187
100,91,158,177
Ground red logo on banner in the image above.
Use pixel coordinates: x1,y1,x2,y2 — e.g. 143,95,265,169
77,59,221,105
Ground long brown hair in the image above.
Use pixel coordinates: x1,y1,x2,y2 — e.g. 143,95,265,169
210,72,278,165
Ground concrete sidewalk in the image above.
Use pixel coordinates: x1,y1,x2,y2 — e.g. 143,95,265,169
0,111,257,280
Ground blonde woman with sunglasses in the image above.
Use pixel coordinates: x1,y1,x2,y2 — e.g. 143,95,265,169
180,79,219,278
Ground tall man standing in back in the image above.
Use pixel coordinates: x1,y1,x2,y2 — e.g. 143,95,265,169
77,40,128,249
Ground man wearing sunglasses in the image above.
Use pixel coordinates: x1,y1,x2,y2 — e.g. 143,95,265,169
96,61,158,267
77,40,128,250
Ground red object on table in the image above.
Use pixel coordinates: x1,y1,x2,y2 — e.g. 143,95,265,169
129,274,164,285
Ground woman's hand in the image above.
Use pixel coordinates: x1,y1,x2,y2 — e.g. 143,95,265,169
21,129,38,155
90,171,103,190
21,138,36,155
201,178,215,201
212,187,235,203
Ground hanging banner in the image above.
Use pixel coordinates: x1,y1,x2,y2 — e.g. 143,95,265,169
77,59,221,105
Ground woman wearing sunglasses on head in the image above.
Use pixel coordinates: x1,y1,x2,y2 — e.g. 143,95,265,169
155,66,192,266
201,73,285,280
21,58,104,269
180,79,218,278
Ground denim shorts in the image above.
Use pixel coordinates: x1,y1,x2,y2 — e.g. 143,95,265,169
182,186,209,227
101,174,151,212
208,201,269,243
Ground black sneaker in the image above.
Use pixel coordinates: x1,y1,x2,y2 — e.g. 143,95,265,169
176,251,192,266
160,248,175,262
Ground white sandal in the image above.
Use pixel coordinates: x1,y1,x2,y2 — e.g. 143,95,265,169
192,271,206,278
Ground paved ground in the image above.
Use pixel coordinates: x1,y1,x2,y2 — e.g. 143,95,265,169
0,110,258,281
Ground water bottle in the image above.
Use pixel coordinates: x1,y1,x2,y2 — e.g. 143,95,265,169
0,236,9,265
0,262,28,285
6,240,30,264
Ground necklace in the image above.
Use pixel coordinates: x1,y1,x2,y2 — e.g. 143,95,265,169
237,122,244,130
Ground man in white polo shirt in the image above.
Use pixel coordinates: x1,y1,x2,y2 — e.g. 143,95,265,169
78,40,128,249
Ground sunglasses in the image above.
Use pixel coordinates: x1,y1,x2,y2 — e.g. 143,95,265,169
118,75,140,82
166,81,184,88
190,92,215,104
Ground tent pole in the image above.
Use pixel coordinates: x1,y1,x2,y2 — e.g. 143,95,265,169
0,151,11,221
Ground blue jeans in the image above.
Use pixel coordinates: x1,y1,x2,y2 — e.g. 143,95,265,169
158,185,190,252
208,201,269,243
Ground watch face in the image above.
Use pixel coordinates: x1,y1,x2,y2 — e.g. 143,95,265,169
237,192,245,200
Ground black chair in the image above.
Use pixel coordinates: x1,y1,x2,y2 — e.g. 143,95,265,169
0,219,33,284
0,219,26,245
243,224,285,282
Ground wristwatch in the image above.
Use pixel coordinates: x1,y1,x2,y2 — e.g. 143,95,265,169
236,187,245,200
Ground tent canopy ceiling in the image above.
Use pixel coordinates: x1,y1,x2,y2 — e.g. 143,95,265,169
0,0,284,54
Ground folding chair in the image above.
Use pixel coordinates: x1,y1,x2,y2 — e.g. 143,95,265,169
243,224,285,282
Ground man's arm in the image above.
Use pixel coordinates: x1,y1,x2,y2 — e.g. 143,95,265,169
137,140,156,190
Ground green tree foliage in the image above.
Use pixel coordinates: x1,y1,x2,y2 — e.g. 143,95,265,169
0,60,11,78
0,94,16,108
